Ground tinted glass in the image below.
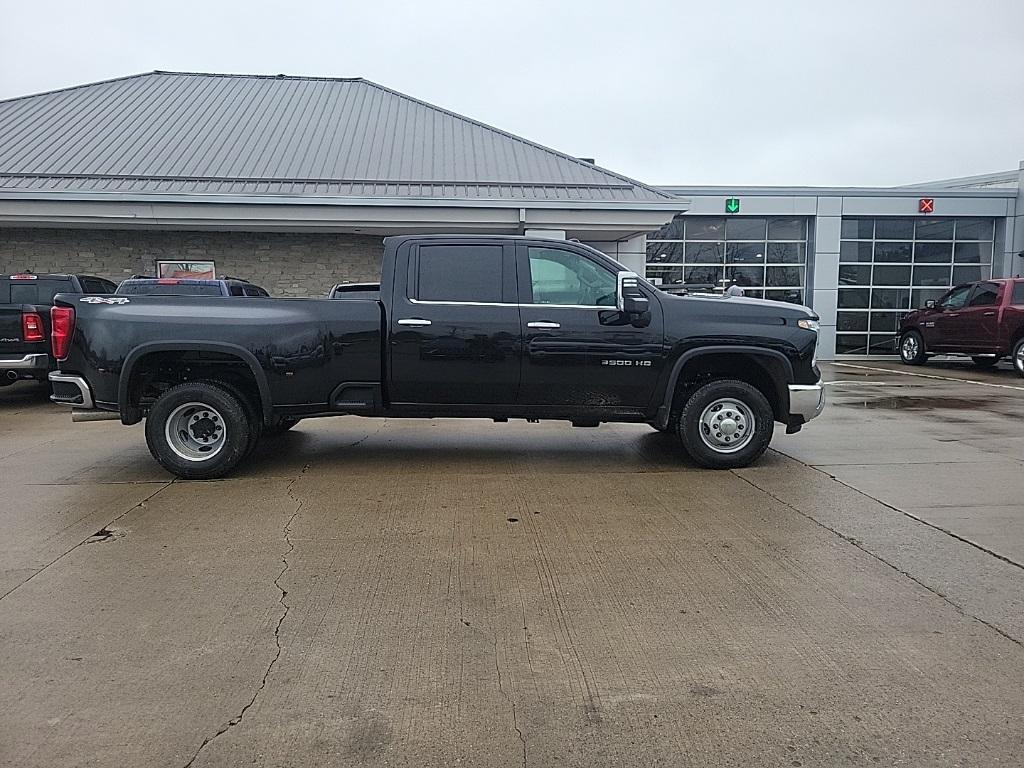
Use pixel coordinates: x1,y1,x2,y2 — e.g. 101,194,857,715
5,279,73,303
967,282,1000,307
685,242,725,263
952,265,990,284
868,336,897,354
840,242,873,262
117,282,224,295
768,217,805,240
229,284,245,296
912,266,952,287
683,265,723,286
914,242,952,263
837,312,868,332
872,265,911,285
685,218,727,240
841,219,873,239
763,289,803,305
647,265,684,285
875,219,915,239
79,277,112,294
766,243,804,263
873,242,912,262
955,218,994,240
646,242,683,263
870,312,900,332
1012,282,1024,306
838,289,870,308
417,245,502,303
766,266,803,287
726,218,766,240
725,265,764,287
527,247,616,306
953,242,992,263
726,243,765,264
836,335,868,354
839,265,871,286
915,219,953,240
871,289,911,309
647,218,685,240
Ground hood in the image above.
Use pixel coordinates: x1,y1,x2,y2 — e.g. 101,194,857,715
659,290,818,321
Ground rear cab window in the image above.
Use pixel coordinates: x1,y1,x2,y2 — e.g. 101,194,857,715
1,277,75,304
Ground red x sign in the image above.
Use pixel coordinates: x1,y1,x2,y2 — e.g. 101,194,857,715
919,198,934,213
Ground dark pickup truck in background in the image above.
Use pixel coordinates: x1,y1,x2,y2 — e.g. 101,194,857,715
116,276,270,297
50,235,825,479
1,272,117,386
898,278,1024,375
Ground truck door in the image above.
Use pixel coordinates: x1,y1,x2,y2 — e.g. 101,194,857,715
515,243,664,410
960,281,1001,351
389,240,521,405
925,284,971,350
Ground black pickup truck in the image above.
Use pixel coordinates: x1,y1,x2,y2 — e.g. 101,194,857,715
49,235,824,479
1,272,117,386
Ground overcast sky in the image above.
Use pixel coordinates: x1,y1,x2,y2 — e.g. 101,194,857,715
1,0,1021,187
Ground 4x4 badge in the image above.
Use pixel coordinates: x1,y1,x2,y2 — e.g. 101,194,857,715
80,296,130,304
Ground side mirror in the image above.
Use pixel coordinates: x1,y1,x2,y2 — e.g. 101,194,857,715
925,299,936,309
617,271,650,316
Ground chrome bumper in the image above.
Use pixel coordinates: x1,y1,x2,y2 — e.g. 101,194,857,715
48,371,95,409
0,353,48,369
788,382,825,423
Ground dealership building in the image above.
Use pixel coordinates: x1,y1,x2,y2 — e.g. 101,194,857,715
0,70,1020,360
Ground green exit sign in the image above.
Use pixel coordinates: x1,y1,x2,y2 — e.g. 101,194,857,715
725,197,741,214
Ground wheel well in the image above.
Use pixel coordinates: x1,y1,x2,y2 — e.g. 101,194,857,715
125,350,263,424
669,353,786,422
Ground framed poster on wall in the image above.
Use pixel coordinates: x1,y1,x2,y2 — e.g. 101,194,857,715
156,261,216,279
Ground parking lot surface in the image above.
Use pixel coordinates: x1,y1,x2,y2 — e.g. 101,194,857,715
1,360,1022,767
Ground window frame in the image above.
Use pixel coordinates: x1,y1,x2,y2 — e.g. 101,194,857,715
966,281,1000,307
407,241,517,306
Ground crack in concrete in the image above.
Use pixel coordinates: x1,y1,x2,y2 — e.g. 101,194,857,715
733,469,1024,651
182,464,308,768
492,634,528,768
0,480,175,602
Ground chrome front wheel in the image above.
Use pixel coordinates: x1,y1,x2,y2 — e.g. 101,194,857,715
1014,339,1024,377
698,398,756,454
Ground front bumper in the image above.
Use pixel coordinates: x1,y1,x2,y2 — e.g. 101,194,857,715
48,371,95,409
788,381,826,424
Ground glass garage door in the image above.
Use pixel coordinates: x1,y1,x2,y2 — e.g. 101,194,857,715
836,217,995,355
646,216,809,304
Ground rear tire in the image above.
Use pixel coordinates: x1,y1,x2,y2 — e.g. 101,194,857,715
677,379,773,469
971,356,999,369
145,382,251,480
899,330,927,365
1013,339,1024,378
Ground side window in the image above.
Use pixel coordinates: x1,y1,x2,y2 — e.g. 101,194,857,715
967,282,999,307
242,285,262,297
1012,282,1024,306
527,247,617,306
229,284,245,296
80,277,113,294
416,244,502,303
940,285,971,310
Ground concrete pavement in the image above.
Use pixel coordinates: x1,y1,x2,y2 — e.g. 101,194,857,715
1,362,1022,767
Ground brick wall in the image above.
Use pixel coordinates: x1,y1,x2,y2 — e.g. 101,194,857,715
0,228,384,296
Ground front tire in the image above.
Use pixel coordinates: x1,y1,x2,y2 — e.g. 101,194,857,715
899,330,927,365
677,379,773,469
145,382,252,480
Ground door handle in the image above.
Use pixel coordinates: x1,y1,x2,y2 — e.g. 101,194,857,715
397,318,432,327
527,321,561,329
983,311,996,316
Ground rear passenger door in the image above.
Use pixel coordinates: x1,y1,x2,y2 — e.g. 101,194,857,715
389,240,521,405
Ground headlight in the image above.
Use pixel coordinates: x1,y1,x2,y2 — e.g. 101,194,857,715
798,319,819,332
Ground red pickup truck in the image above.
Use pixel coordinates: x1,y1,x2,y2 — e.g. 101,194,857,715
898,278,1024,376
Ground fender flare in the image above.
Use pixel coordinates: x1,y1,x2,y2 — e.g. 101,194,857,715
118,341,273,426
654,345,794,429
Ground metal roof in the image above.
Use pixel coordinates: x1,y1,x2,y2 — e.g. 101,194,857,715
0,71,673,204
